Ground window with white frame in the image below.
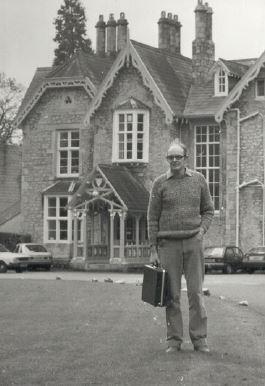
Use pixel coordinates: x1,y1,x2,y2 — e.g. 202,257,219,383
256,79,265,98
195,125,220,211
44,196,71,242
112,110,149,162
214,68,228,96
57,130,79,176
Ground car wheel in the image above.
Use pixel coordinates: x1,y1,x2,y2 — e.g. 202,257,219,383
0,261,7,273
224,264,234,274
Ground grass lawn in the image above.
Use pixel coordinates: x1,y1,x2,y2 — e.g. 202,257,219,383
0,278,265,385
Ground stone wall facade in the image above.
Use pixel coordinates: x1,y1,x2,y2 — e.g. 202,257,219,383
0,144,21,214
21,87,91,258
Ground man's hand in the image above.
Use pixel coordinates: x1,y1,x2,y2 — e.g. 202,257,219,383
149,245,160,266
195,227,205,241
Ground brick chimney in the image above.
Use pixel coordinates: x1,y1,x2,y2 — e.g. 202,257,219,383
192,0,215,83
95,15,106,56
106,14,117,56
169,14,181,54
117,12,128,51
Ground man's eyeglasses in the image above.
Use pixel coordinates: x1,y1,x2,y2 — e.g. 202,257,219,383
167,155,185,161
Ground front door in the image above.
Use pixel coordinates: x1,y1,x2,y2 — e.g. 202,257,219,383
87,212,109,261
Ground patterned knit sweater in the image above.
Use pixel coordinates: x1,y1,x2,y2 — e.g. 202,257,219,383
147,168,214,246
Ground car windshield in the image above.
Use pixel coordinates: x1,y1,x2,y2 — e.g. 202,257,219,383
204,247,224,258
25,244,47,252
247,247,265,254
0,244,9,252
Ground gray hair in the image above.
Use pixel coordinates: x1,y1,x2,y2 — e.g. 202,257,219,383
167,138,188,157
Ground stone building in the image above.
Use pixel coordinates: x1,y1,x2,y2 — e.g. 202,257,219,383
0,144,22,233
15,1,265,267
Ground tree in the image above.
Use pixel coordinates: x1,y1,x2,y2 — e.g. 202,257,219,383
53,0,93,66
0,73,25,144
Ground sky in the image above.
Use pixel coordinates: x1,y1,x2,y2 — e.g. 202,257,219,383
0,0,265,88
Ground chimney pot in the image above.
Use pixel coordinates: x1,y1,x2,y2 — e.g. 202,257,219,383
117,12,128,51
106,14,117,55
95,14,106,56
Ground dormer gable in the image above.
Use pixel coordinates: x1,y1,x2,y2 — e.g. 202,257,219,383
213,61,229,97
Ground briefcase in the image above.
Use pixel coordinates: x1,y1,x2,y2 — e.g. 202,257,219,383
142,264,169,307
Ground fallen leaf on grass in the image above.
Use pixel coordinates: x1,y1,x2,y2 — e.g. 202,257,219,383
239,300,248,306
104,278,113,283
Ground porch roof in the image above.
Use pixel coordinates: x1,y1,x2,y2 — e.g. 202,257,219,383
69,164,150,213
99,164,150,212
42,180,80,195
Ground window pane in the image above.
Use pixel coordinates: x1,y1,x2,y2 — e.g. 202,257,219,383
59,132,68,147
59,197,68,217
59,220,68,240
48,220,56,240
71,131,79,147
48,198,56,217
71,150,79,174
59,151,68,174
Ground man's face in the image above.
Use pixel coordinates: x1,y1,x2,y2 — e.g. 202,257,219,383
166,144,185,172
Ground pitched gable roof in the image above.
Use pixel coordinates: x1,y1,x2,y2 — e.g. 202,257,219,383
16,51,115,126
219,59,249,78
85,39,193,125
131,40,192,116
48,50,115,87
184,79,226,118
215,50,265,122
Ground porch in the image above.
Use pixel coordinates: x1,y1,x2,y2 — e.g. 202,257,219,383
69,164,151,267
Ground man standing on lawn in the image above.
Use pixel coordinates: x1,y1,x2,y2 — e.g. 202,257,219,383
147,139,214,353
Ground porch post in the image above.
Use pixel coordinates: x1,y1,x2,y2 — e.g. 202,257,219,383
119,211,126,261
135,215,140,257
109,210,115,260
83,212,87,259
73,210,78,258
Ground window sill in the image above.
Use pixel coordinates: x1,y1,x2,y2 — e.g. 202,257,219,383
57,174,79,178
45,240,72,244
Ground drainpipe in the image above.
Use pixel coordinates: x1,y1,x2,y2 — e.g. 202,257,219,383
228,109,240,247
259,112,265,245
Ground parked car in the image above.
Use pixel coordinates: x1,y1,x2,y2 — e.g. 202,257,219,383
204,246,244,274
242,246,265,273
0,243,29,273
14,243,53,271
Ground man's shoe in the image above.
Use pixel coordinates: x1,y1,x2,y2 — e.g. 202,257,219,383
166,345,181,353
194,344,210,353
